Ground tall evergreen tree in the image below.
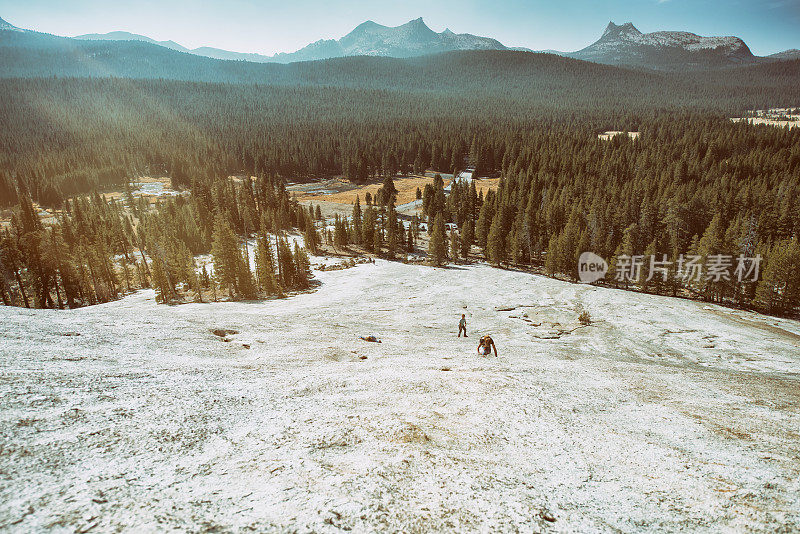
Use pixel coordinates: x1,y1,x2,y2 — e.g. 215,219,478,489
351,196,362,245
486,210,507,266
211,215,241,299
461,219,474,260
428,213,448,266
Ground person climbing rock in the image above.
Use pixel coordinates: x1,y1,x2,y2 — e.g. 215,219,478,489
477,334,497,357
458,314,468,337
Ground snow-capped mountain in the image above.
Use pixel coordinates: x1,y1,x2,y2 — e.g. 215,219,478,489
570,22,758,70
271,18,508,63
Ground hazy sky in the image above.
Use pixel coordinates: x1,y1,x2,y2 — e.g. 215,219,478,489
1,0,798,56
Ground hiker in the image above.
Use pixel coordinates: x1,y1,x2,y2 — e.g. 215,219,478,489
477,335,497,357
458,314,468,337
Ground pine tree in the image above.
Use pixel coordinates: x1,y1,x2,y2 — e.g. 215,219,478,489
119,253,132,294
293,242,312,290
304,213,319,254
362,206,376,251
378,176,398,206
574,230,590,281
210,270,219,302
334,215,348,250
15,190,54,307
200,264,210,288
150,254,171,304
422,184,435,222
475,197,493,251
428,214,448,266
545,235,559,276
211,215,240,299
277,237,296,289
486,212,506,266
695,215,732,303
512,211,530,266
618,224,639,288
755,239,800,314
386,201,398,258
48,226,79,308
557,215,581,280
640,239,658,293
372,225,382,256
255,234,278,296
461,219,474,260
0,233,29,307
351,196,362,245
237,243,257,300
449,230,459,262
189,259,203,303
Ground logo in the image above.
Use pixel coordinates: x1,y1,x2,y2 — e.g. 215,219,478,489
578,252,608,283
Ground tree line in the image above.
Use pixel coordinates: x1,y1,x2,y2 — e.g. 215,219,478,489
414,117,799,315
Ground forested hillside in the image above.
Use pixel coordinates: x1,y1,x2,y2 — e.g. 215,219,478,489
0,44,798,313
1,67,799,206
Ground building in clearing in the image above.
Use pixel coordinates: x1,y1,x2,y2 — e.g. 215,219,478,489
598,131,640,141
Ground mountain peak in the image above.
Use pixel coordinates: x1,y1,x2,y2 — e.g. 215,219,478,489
602,21,641,40
0,16,23,32
399,17,435,35
573,21,756,70
353,20,382,31
286,17,506,61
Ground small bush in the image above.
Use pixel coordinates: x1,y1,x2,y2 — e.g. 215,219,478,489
578,311,591,325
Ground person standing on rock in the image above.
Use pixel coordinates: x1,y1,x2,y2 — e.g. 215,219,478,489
458,314,468,337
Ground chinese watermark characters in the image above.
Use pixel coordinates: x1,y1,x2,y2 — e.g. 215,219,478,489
613,254,761,283
577,252,762,284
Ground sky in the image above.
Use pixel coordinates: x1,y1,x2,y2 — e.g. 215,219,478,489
1,0,798,56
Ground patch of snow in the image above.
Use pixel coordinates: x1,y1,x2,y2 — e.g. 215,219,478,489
456,170,474,182
396,199,423,211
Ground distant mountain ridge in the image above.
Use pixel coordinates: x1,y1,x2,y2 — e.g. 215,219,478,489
76,31,190,52
271,18,510,62
768,49,800,61
2,15,798,70
74,18,511,64
569,22,757,70
74,30,279,63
